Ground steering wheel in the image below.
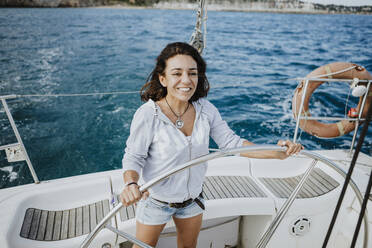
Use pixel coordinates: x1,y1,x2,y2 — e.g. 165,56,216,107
79,145,369,248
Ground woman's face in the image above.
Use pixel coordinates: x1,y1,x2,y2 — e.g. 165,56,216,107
159,54,198,103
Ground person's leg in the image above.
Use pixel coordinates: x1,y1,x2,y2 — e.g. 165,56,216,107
134,197,174,247
133,221,166,248
173,213,203,248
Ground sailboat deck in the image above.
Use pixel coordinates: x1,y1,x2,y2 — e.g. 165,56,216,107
20,169,339,241
20,199,110,241
259,168,339,198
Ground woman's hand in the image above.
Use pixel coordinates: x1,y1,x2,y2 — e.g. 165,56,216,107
277,139,304,159
120,182,149,206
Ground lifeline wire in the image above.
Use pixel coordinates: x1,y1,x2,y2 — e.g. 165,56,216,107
15,91,140,98
11,78,295,98
11,66,359,98
322,103,372,248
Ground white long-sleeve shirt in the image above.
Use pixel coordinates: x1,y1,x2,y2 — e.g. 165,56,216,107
122,98,245,203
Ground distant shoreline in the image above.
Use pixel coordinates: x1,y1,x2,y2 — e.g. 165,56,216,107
101,5,364,14
1,1,371,15
94,3,371,15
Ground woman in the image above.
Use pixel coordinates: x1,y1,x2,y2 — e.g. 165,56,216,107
120,42,303,248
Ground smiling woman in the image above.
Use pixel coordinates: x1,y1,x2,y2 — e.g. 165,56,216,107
119,42,302,248
121,42,213,247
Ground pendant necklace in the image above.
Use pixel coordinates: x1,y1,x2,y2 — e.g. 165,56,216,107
165,98,190,129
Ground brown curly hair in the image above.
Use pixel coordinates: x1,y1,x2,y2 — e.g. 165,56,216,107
140,42,209,102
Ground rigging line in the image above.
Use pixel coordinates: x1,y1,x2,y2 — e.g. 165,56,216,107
14,79,298,98
350,105,372,248
228,67,358,85
16,91,140,98
12,74,354,98
344,87,352,118
203,0,207,56
9,80,292,98
211,78,298,89
12,67,358,98
190,0,206,54
322,103,372,248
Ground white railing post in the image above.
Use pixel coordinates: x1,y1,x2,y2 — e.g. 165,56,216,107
349,80,371,156
1,95,39,184
293,80,309,143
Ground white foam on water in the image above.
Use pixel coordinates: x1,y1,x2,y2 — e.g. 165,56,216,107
37,48,62,90
0,166,12,173
0,166,19,182
8,172,18,182
112,106,124,113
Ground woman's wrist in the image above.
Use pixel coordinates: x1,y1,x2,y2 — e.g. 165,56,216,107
124,181,138,188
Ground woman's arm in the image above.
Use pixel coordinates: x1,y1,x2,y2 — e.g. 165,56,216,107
240,140,303,159
204,99,303,158
120,106,153,206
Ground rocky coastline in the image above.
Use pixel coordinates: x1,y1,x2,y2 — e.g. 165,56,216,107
0,0,371,15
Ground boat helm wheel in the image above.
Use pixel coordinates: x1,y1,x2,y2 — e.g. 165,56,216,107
292,62,372,138
79,146,368,248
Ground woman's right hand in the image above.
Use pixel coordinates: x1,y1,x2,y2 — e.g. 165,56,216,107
120,183,149,206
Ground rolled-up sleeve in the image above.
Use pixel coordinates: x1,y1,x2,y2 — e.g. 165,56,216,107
204,100,245,150
122,107,153,175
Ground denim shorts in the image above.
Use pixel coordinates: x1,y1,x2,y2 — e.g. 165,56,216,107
135,196,205,225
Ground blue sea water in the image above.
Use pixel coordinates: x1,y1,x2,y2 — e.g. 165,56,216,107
0,8,371,189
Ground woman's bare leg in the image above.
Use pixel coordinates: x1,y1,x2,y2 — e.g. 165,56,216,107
133,221,166,248
173,214,203,248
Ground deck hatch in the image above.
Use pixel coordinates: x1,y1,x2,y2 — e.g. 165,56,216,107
259,168,340,198
20,199,110,241
116,176,267,222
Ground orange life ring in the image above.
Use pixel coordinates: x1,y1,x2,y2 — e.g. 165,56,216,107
292,62,372,138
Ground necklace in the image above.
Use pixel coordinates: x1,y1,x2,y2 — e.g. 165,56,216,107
165,98,190,129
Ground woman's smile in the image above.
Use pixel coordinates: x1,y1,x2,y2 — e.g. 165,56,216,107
177,87,192,92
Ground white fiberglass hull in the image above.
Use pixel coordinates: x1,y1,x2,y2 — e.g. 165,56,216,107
0,149,371,248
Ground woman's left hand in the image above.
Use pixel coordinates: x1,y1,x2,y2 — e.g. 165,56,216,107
277,140,304,158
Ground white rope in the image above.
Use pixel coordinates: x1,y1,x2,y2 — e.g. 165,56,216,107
311,65,357,79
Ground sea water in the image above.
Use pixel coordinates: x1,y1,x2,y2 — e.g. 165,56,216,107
0,8,371,188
